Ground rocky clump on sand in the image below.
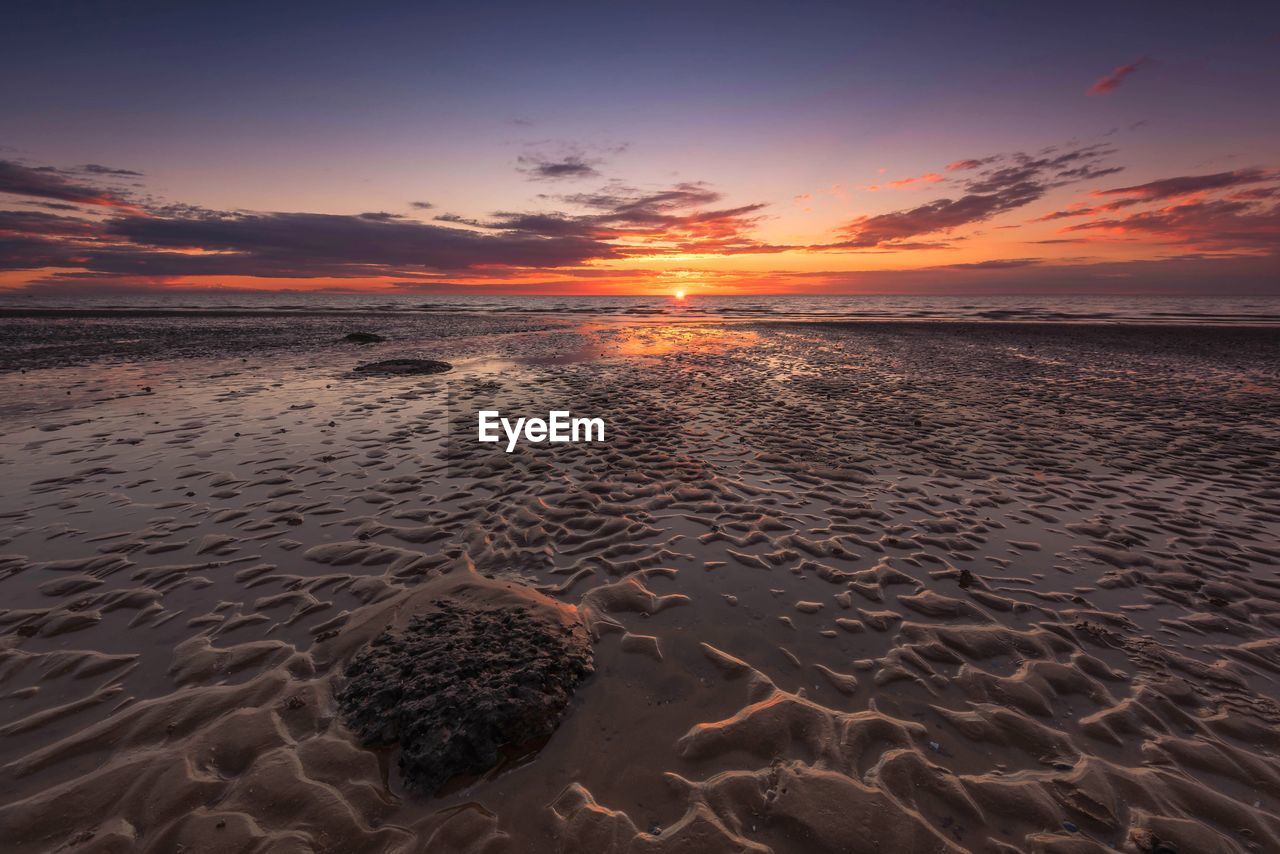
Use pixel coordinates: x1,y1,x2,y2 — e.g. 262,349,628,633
353,358,452,375
337,601,593,794
343,331,386,344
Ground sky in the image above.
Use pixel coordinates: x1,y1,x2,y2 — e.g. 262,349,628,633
2,0,1278,296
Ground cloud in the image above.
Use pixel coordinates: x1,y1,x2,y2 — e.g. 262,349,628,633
440,211,589,238
1087,57,1150,96
516,142,628,182
1063,198,1280,252
7,147,1273,295
466,181,779,255
0,207,619,279
79,164,143,177
888,172,943,188
561,182,722,218
0,158,783,283
1092,168,1277,201
768,253,1280,295
576,184,776,255
26,201,85,212
107,210,616,273
1054,164,1125,181
1032,206,1099,222
866,172,945,191
938,258,1043,270
833,189,1038,248
0,209,102,238
518,153,600,181
945,158,998,172
1030,166,1280,252
0,159,137,209
832,144,1118,249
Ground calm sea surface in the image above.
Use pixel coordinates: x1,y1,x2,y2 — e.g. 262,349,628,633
2,293,1278,325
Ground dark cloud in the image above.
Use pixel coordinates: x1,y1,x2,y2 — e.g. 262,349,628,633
518,154,600,181
26,201,84,211
945,157,1000,172
5,272,263,296
0,172,770,286
0,209,102,238
103,210,616,273
832,188,1040,248
0,205,619,279
8,147,1271,292
463,181,778,255
766,253,1279,295
1031,167,1280,252
516,142,628,182
964,144,1117,194
1093,168,1277,201
1232,187,1278,201
0,159,136,208
1055,164,1125,181
78,163,143,177
561,182,723,218
454,212,591,238
939,258,1043,270
409,200,435,210
1063,198,1280,252
1033,208,1097,222
1087,57,1150,96
832,145,1118,249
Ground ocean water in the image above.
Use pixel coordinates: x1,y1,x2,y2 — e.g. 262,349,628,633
1,293,1278,325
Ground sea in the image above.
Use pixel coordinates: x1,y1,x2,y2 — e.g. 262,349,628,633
1,293,1279,325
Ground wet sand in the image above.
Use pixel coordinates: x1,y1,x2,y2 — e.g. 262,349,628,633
1,316,1278,853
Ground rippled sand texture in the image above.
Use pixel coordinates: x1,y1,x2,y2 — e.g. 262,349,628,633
1,319,1278,853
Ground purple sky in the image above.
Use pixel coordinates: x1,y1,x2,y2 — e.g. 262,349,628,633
2,1,1278,295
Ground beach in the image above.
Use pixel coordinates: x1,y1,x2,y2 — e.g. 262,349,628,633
1,309,1278,853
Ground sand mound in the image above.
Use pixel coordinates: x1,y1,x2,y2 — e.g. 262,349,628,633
339,599,593,794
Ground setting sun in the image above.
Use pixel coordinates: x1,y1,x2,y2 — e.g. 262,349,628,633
674,290,686,300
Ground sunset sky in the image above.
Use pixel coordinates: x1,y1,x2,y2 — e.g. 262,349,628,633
2,1,1278,296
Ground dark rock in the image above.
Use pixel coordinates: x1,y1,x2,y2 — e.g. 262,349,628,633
344,331,385,344
354,358,452,375
338,601,592,794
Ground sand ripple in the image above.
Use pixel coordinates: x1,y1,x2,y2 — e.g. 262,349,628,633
0,319,1277,852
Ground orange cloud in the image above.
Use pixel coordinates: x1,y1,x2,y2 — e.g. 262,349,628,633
887,172,944,188
1087,57,1150,96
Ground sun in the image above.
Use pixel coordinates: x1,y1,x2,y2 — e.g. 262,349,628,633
674,290,686,300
